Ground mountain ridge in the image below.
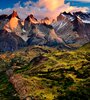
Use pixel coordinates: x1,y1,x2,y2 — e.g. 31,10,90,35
0,10,90,52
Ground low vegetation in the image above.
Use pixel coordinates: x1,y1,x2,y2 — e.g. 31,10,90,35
0,43,90,100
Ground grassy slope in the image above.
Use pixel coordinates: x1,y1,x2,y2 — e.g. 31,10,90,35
0,44,90,100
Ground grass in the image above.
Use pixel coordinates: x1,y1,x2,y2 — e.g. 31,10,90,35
0,72,19,100
0,44,90,100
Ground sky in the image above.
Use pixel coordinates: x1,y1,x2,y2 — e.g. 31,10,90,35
0,0,90,19
65,0,90,8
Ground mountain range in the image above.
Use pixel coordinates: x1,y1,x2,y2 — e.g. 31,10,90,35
0,10,90,52
0,10,90,100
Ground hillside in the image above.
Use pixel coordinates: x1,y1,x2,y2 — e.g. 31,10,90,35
0,43,90,100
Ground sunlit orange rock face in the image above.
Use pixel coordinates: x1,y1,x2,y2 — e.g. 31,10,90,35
30,16,52,25
41,17,51,25
4,10,20,31
30,15,39,24
12,10,18,17
4,17,19,31
9,10,19,30
9,17,19,30
25,14,39,24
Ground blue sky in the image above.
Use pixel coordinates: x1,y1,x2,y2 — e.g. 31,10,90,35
0,0,28,9
0,0,90,9
65,0,90,8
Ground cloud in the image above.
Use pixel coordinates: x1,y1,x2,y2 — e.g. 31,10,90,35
0,0,89,20
24,1,32,6
35,0,64,11
60,3,89,13
14,1,21,7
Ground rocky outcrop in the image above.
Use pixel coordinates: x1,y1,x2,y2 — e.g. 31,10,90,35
24,14,39,32
9,74,29,100
4,10,22,32
0,30,26,52
7,10,20,20
41,17,51,25
52,12,90,48
27,24,66,47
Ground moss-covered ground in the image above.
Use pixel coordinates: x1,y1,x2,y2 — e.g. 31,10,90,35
0,44,90,100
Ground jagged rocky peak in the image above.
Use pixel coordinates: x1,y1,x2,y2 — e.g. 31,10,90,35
24,14,39,32
41,17,51,25
57,12,67,21
63,12,72,16
3,10,23,32
25,14,39,24
73,11,89,17
25,15,51,25
12,10,18,17
7,10,20,20
73,11,90,20
57,11,85,22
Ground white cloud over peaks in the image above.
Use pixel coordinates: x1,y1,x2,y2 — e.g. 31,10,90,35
0,0,89,20
35,0,64,11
